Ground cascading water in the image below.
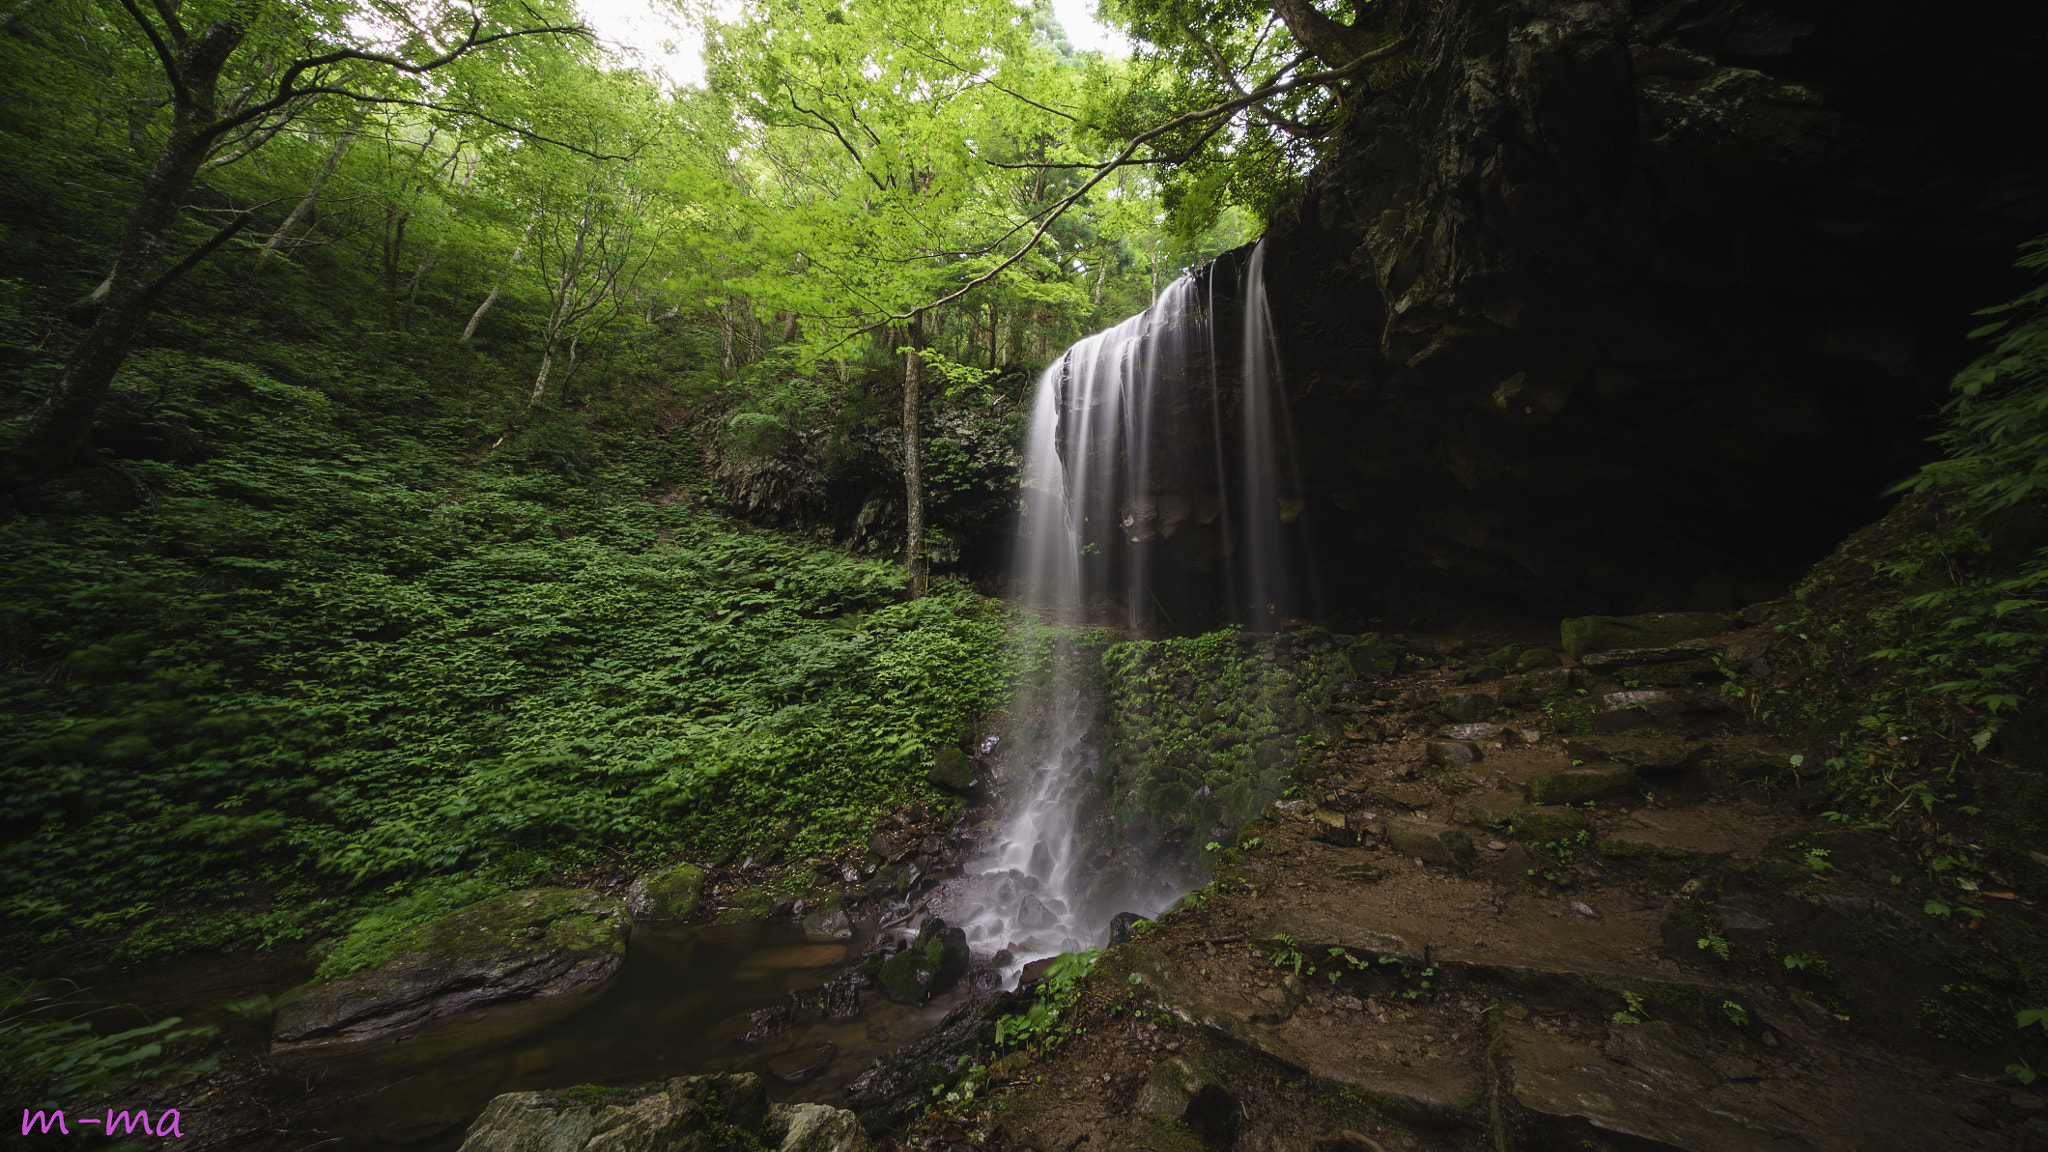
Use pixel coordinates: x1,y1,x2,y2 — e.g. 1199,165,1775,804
951,239,1317,975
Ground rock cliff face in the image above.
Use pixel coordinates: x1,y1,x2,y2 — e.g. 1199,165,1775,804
1263,0,2047,616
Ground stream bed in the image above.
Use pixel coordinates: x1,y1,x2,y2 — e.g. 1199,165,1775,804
144,917,970,1151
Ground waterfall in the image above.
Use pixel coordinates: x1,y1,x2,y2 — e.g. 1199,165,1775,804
953,239,1316,974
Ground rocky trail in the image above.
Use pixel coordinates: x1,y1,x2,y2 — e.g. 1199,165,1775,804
874,614,2048,1152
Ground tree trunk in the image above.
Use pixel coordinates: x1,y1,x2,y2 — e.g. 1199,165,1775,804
7,17,247,485
461,211,537,342
902,316,925,594
256,123,359,266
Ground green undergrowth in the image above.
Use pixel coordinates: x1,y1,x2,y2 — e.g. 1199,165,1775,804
1747,239,2048,869
0,351,1009,963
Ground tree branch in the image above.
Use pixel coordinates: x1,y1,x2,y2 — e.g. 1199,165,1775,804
134,209,260,309
113,0,186,106
885,30,1414,329
199,22,591,146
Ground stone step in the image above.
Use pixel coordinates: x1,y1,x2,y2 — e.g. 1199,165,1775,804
1562,733,1704,774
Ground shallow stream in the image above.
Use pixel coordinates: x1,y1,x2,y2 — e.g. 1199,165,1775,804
124,916,970,1150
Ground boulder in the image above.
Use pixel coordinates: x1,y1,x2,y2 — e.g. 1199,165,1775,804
1426,739,1482,768
875,917,970,1004
1384,819,1476,872
928,746,976,794
455,1073,873,1152
1591,689,1686,731
1108,911,1152,946
1458,788,1525,827
274,888,627,1066
1132,1057,1241,1147
1562,735,1701,774
1526,764,1638,805
1308,809,1359,846
802,909,854,943
1560,613,1728,659
625,863,706,921
1515,647,1560,670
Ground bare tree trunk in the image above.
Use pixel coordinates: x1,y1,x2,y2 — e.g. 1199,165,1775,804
460,213,536,342
902,316,925,594
256,123,359,266
530,203,593,405
531,346,555,403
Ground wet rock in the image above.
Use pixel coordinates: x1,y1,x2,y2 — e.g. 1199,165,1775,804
1108,912,1152,946
767,1042,838,1085
1439,693,1498,722
1604,1021,1719,1091
714,886,778,924
876,917,970,1004
803,909,854,943
455,1073,872,1152
1254,908,1425,965
1601,822,1732,875
1016,893,1058,931
625,863,706,921
1510,805,1595,849
847,983,1017,1133
1562,734,1701,774
1383,820,1477,872
1560,613,1728,659
1506,1023,1798,1151
1426,739,1482,768
1476,840,1547,885
928,746,976,794
1325,862,1385,884
1527,763,1638,805
1591,689,1687,731
743,974,864,1041
1459,788,1524,827
1437,722,1507,741
1309,809,1360,846
274,888,627,1066
1133,1057,1241,1147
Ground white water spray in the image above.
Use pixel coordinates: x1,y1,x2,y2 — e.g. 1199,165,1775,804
951,240,1313,975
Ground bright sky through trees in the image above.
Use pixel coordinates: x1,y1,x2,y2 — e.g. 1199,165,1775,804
576,0,1124,88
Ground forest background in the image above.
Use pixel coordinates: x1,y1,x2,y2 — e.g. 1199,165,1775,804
7,0,2048,1082
0,0,1339,969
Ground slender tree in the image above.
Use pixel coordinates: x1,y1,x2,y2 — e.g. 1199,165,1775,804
2,0,589,487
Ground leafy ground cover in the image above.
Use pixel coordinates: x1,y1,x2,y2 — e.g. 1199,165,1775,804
0,345,1010,964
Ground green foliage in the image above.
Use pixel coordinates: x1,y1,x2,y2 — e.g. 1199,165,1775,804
1732,236,2048,872
995,949,1100,1051
0,353,1008,959
1611,991,1649,1025
0,979,216,1108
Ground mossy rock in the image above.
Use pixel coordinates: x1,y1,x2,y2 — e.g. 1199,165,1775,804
1516,647,1560,670
929,745,976,793
274,888,628,1065
1527,764,1637,805
1510,805,1595,848
626,862,706,921
1560,612,1726,659
877,918,970,1004
714,886,777,924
